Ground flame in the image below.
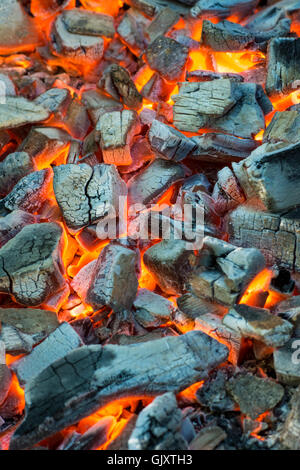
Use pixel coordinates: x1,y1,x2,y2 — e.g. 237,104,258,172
239,269,273,307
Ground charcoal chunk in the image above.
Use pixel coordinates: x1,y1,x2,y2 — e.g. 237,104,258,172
0,152,35,196
266,38,300,95
191,0,258,19
191,133,258,163
62,9,115,38
98,64,142,110
146,7,180,43
145,35,188,82
117,9,150,56
0,97,50,130
0,211,36,248
201,20,254,51
133,288,175,328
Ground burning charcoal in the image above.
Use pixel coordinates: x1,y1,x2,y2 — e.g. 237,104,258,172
201,20,254,51
148,120,196,162
226,373,284,419
223,304,293,347
63,99,91,141
96,110,141,165
128,393,188,450
61,9,115,38
59,417,115,451
85,244,139,312
274,296,300,320
195,313,244,365
81,89,122,125
1,169,51,214
266,38,300,95
143,239,198,295
212,167,245,216
0,0,39,54
9,330,228,449
104,38,138,75
117,9,150,56
19,127,71,168
0,152,35,196
228,206,300,271
196,369,235,412
191,0,258,19
189,426,227,451
133,288,175,328
274,339,300,385
173,80,271,138
98,64,142,110
245,7,291,46
0,308,59,345
119,135,154,175
107,415,138,450
145,36,189,82
188,237,265,306
51,15,104,63
0,211,36,248
0,97,50,130
140,73,173,103
263,110,300,146
12,323,83,386
146,8,180,43
70,317,99,346
233,141,300,213
34,88,71,115
181,174,212,194
0,223,67,306
191,133,258,163
0,325,34,355
53,163,127,232
0,346,11,407
186,70,244,82
280,386,300,450
176,293,227,330
128,158,184,205
127,0,189,17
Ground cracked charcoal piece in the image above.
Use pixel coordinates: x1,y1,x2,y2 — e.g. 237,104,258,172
148,120,196,162
173,80,271,138
86,244,139,312
117,9,150,56
195,313,244,365
0,0,40,55
186,70,244,82
0,152,35,196
53,164,127,232
51,15,104,62
0,324,34,355
12,323,83,386
133,288,175,328
201,20,254,51
61,9,115,38
141,73,174,103
145,35,189,82
263,110,300,146
0,223,67,306
0,211,36,248
212,167,245,216
34,88,71,114
1,169,52,214
146,7,180,43
81,90,122,125
143,239,198,295
128,158,184,206
128,393,188,450
233,142,300,213
98,64,142,110
226,373,284,419
191,0,259,19
0,308,59,345
266,38,300,95
9,330,228,450
223,304,293,347
280,386,300,450
227,205,300,272
0,97,50,130
59,417,115,450
191,133,258,163
96,110,141,165
176,293,227,330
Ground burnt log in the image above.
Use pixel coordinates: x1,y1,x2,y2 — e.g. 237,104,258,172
145,35,189,82
146,8,180,43
53,163,127,232
223,304,293,347
148,119,196,162
128,158,184,206
0,211,36,248
173,80,272,138
61,9,115,38
191,133,258,164
0,223,67,306
96,110,141,165
0,97,50,130
98,64,142,110
0,152,35,196
9,330,228,450
128,393,188,450
201,20,254,52
266,38,300,95
232,141,300,213
1,169,52,214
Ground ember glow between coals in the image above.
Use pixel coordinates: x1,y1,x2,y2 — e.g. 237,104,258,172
1,0,300,451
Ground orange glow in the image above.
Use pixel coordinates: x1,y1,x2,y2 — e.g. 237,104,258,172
177,381,204,402
5,354,25,367
139,257,156,291
134,65,154,93
214,50,265,74
7,374,25,415
188,49,212,72
80,0,123,17
239,269,273,307
271,90,300,112
291,21,300,37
